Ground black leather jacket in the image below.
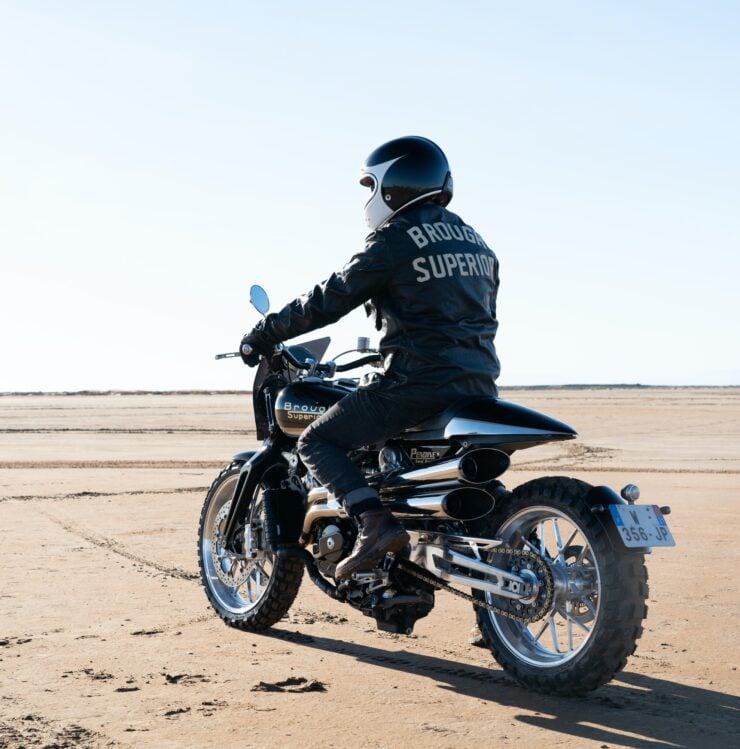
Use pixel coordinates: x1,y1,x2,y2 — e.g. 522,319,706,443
253,202,500,397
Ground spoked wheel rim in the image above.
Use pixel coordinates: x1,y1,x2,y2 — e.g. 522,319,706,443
485,505,602,667
201,474,274,615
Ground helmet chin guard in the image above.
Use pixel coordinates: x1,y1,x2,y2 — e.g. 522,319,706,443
360,136,453,232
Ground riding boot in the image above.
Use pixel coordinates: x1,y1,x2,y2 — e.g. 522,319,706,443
335,508,410,580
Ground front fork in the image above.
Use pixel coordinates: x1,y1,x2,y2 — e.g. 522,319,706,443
222,437,285,550
221,438,343,601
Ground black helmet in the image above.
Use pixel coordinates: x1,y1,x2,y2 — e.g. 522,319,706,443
360,136,453,231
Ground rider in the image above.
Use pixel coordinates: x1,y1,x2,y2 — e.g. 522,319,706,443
241,136,500,580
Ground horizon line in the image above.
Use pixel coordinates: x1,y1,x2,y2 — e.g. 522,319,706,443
1,383,738,397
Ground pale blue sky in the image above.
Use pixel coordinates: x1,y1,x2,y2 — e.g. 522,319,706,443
1,1,738,390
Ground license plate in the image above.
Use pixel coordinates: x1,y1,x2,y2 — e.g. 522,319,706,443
609,504,676,548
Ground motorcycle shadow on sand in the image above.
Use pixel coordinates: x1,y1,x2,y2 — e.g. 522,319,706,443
264,628,738,749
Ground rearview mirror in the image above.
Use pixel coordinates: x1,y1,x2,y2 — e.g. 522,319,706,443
249,285,270,316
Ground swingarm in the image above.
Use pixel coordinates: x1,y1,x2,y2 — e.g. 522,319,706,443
407,531,536,600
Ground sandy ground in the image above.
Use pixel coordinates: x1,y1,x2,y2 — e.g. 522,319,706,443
1,388,738,748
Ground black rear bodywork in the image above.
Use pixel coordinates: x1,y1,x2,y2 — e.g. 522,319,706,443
398,397,577,452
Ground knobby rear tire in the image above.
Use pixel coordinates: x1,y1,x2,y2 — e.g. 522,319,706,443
197,464,304,631
476,476,649,696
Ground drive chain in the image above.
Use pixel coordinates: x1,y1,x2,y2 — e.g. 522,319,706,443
396,546,554,624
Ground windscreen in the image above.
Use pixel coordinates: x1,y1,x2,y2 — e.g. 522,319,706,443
252,336,331,393
293,336,331,364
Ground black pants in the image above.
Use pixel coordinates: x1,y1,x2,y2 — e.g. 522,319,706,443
297,376,446,516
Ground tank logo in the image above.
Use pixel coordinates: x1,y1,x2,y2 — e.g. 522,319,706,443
283,401,326,421
410,447,442,463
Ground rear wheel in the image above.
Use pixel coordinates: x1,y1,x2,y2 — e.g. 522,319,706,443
476,476,648,695
197,464,303,630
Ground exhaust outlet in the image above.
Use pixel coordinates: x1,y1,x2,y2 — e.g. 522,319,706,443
392,448,510,488
388,486,495,522
442,487,496,521
458,448,510,484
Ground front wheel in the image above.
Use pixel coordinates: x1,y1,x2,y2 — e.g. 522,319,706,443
197,464,303,630
476,476,648,695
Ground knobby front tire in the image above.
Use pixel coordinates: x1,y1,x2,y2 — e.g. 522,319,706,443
197,464,303,631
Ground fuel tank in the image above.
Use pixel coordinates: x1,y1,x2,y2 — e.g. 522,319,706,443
274,381,353,437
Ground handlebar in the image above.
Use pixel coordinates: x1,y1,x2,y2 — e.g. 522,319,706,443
241,342,318,371
221,342,381,374
275,344,315,370
335,353,382,372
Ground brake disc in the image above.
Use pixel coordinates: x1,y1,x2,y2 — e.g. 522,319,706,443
212,503,251,588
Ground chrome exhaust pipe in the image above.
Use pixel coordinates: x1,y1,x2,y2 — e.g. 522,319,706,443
389,486,495,521
391,448,510,488
300,485,495,544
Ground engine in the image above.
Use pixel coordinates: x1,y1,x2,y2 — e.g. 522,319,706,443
313,522,349,576
310,518,435,635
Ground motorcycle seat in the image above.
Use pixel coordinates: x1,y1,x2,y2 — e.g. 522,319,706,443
403,397,493,434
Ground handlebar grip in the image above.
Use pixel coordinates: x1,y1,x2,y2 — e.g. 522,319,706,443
241,343,253,356
335,353,383,372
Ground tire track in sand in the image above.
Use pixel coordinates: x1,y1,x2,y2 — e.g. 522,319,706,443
44,513,198,581
509,464,740,474
1,486,207,504
0,460,223,469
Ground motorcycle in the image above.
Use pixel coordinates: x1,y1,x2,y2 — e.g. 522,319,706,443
198,285,675,696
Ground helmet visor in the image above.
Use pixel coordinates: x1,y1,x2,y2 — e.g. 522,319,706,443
359,173,377,207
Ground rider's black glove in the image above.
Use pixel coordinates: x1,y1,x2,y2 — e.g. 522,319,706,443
240,330,272,367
